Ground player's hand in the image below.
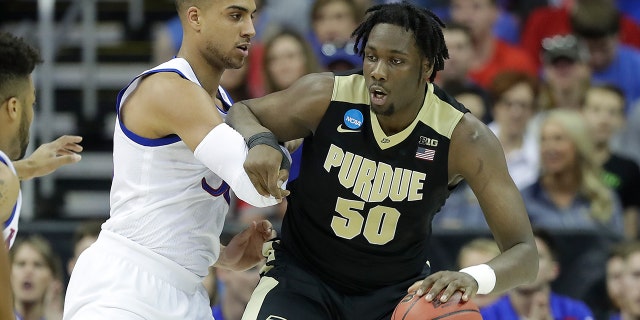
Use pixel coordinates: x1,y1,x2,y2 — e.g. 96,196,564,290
15,135,83,180
244,145,289,200
408,271,479,303
216,220,277,271
284,138,303,153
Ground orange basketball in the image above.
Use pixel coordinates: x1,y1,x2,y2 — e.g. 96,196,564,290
391,291,482,320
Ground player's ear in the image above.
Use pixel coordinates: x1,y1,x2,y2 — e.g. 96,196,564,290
186,6,202,30
422,58,433,82
2,97,21,121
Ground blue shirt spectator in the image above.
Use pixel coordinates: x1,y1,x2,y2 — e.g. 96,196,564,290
481,293,595,320
591,45,640,114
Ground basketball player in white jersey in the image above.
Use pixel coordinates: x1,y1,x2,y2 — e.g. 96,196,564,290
63,1,290,319
1,31,83,320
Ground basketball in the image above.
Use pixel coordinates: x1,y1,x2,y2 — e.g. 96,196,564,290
391,291,482,320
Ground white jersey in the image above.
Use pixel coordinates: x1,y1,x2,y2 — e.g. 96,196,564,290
102,58,237,277
1,150,21,249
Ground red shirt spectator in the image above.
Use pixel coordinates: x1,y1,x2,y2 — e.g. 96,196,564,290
468,39,538,89
521,5,640,69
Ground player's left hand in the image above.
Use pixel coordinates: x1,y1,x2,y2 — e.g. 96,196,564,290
217,220,277,271
15,135,83,180
408,270,479,303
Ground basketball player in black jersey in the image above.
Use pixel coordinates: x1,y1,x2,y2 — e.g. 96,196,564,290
227,2,538,319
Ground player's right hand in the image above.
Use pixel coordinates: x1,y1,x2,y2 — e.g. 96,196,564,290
244,145,290,200
409,270,479,303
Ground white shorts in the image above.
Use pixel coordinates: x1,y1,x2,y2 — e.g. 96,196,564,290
63,230,214,320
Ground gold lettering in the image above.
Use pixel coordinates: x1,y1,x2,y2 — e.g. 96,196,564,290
353,158,376,200
389,168,411,202
408,172,425,201
337,152,362,189
323,144,344,172
369,162,393,202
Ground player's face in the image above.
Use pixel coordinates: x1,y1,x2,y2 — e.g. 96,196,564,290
200,0,257,69
10,243,55,304
363,23,429,117
540,120,578,175
14,77,35,160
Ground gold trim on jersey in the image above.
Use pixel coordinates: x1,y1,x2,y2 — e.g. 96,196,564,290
332,75,465,150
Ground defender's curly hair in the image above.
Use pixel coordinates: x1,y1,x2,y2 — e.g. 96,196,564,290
0,32,41,101
351,1,449,82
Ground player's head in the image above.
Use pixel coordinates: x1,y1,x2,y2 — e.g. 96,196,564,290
0,32,41,160
175,0,257,70
352,2,448,116
353,1,448,83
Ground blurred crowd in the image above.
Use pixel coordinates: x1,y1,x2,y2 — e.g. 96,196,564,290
5,0,640,319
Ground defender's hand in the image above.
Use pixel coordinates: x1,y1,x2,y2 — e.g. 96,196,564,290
217,220,277,271
408,270,479,302
15,135,83,180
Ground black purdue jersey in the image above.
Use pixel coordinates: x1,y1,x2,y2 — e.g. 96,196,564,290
281,71,469,294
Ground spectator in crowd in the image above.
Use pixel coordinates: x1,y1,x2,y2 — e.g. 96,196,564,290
262,28,321,95
520,0,640,70
308,0,363,71
457,238,503,308
537,34,591,112
604,242,628,319
449,0,537,88
521,109,624,237
435,22,476,87
66,219,103,275
619,241,640,320
10,235,63,320
581,84,640,239
487,71,540,190
571,0,640,114
612,100,640,167
442,81,490,123
481,228,595,319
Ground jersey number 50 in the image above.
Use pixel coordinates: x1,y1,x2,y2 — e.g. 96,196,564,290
331,197,400,245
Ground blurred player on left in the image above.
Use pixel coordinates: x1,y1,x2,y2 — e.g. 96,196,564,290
0,30,83,320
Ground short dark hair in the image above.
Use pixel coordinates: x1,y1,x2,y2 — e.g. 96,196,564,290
351,1,449,82
571,0,620,38
0,32,42,101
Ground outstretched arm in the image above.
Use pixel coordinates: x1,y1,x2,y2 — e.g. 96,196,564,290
121,72,284,206
410,114,537,302
227,72,334,196
13,135,83,180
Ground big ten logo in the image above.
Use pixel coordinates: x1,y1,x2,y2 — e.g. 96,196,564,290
418,136,438,147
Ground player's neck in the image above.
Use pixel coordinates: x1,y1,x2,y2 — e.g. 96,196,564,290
175,50,223,96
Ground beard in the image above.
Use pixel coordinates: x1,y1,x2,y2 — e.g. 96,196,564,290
17,112,30,160
206,42,244,70
371,103,395,117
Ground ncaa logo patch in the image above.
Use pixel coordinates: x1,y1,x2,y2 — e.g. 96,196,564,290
343,109,364,130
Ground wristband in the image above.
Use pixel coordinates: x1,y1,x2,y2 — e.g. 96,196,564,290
459,264,496,294
246,132,291,170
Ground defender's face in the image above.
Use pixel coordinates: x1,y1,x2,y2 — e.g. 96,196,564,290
363,23,429,117
199,0,257,69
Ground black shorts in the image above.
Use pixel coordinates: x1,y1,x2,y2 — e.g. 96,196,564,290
242,240,429,320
